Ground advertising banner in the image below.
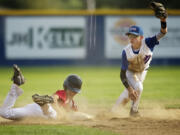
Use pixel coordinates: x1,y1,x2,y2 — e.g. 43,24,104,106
105,16,180,58
5,17,86,59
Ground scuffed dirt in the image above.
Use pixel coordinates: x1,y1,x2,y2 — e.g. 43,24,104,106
0,108,180,135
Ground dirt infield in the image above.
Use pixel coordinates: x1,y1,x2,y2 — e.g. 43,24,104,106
0,109,180,135
73,117,180,135
74,109,180,135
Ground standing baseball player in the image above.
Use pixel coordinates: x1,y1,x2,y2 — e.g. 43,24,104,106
112,2,168,116
0,64,92,120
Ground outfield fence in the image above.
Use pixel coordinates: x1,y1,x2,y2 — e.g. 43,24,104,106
0,9,180,66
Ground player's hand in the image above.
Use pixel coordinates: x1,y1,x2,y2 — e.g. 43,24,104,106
160,18,166,22
128,87,138,102
52,94,59,103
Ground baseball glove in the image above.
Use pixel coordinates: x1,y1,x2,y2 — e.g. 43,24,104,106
32,94,54,106
150,1,167,19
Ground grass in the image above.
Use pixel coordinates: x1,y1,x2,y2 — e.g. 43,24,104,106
0,66,180,107
0,125,118,135
0,65,180,135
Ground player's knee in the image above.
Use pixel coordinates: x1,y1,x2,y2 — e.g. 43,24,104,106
0,108,14,119
47,104,57,119
135,82,143,92
122,98,129,105
0,109,5,118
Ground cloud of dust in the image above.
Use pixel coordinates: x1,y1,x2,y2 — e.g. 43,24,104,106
74,98,131,120
75,99,180,121
7,100,179,125
140,103,180,120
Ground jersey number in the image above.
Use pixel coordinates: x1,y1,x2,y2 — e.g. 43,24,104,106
144,55,151,64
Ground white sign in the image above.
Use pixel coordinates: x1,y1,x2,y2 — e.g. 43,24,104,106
105,16,180,58
5,17,86,59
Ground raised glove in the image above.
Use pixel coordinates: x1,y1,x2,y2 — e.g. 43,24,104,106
150,1,167,19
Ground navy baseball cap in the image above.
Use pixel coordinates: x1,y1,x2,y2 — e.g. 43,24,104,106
126,25,143,36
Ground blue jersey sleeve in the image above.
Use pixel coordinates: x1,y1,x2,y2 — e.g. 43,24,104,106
121,50,128,70
145,36,159,51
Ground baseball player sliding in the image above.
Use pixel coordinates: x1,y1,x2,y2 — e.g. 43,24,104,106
0,65,93,120
112,2,168,116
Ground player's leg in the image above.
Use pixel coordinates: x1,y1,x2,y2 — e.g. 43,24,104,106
39,104,57,119
0,103,46,120
2,64,25,109
0,84,24,119
0,65,54,120
3,92,57,119
0,91,52,119
112,89,130,111
32,94,57,119
0,64,26,119
127,70,147,116
1,84,23,109
132,70,147,111
116,89,130,105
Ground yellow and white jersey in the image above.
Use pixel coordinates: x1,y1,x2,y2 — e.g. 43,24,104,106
124,39,153,72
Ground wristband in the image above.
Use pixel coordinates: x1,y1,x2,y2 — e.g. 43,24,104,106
161,21,167,29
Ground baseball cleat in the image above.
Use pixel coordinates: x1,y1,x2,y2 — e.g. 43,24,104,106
130,108,141,117
32,94,54,106
11,64,25,86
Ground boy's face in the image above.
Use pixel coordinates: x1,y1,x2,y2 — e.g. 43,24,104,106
128,34,143,49
66,89,77,100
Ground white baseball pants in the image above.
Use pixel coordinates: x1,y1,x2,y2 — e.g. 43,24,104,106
113,70,147,112
0,84,56,120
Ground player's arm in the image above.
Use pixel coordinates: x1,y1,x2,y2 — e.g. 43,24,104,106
120,69,129,89
52,94,59,103
120,51,138,101
145,17,167,51
120,70,138,101
53,92,65,106
156,18,167,40
150,1,168,40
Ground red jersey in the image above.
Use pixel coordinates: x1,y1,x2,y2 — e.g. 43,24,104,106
55,90,77,111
